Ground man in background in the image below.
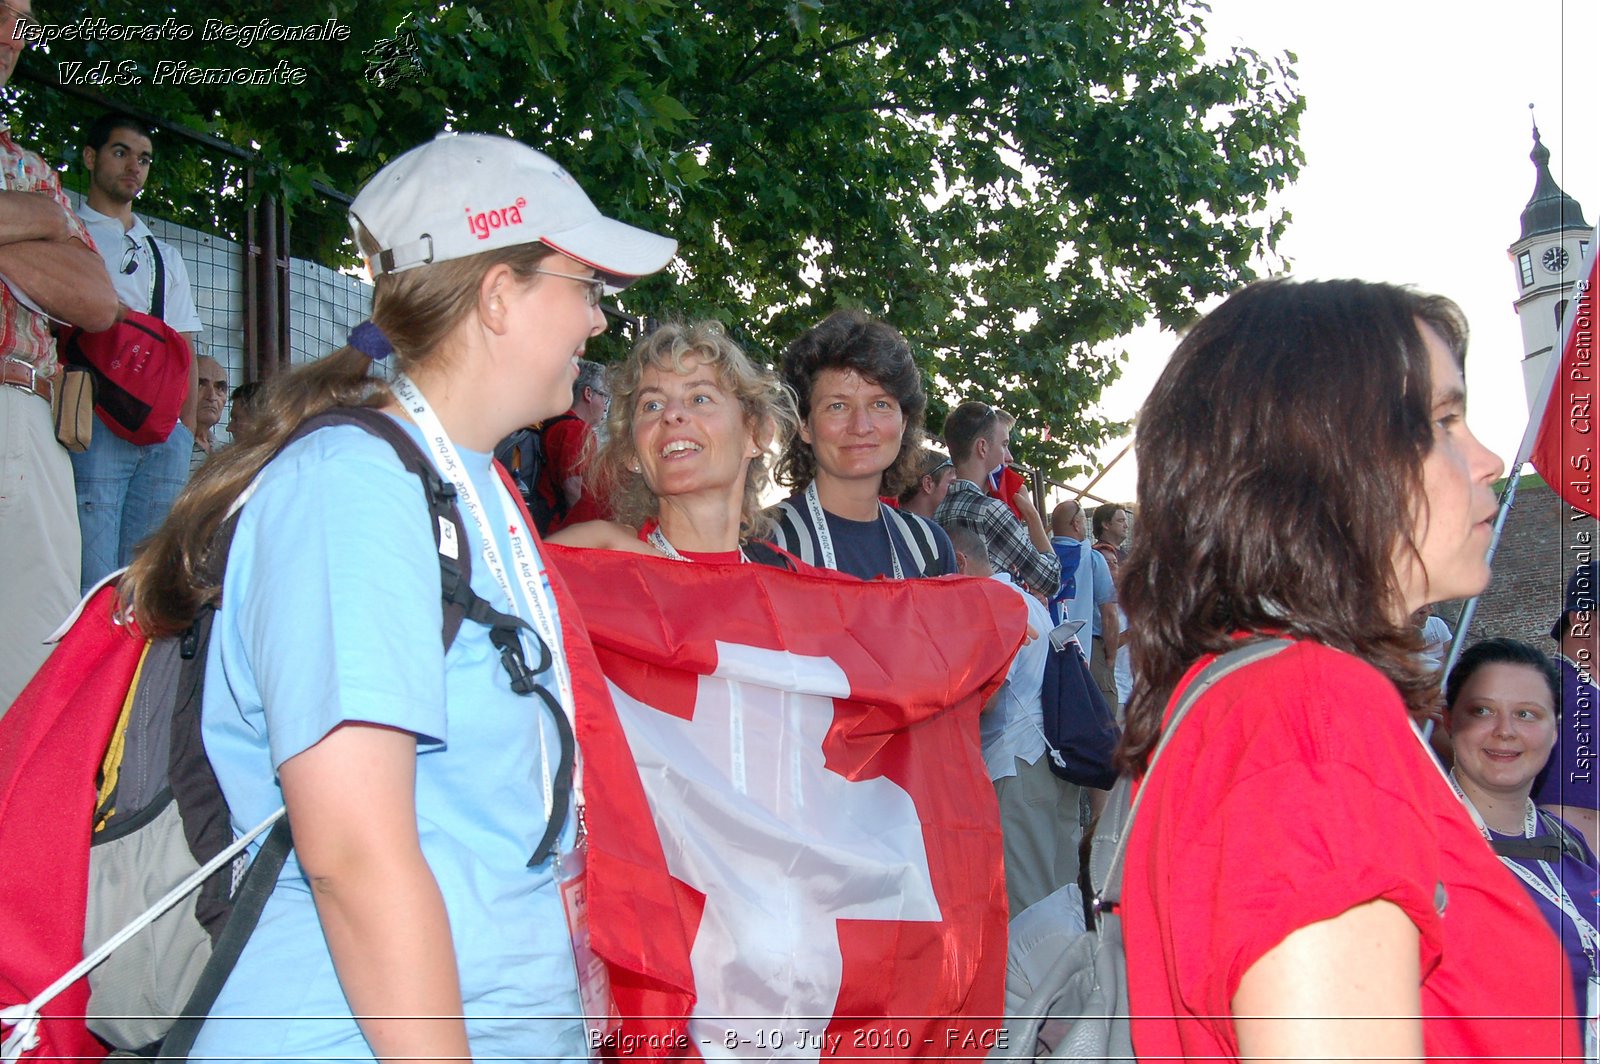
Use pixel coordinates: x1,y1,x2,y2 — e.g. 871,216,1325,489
935,401,1058,598
1048,500,1116,655
946,521,1080,915
190,353,227,474
1092,503,1129,571
986,408,1027,521
539,359,609,532
1087,504,1129,714
72,112,205,591
897,448,955,520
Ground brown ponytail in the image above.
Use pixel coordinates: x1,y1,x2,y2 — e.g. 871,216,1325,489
120,347,383,635
120,236,556,637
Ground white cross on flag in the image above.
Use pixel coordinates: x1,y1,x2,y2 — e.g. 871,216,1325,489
552,546,1024,1059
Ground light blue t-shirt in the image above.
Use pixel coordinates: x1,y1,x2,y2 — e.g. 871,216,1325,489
1052,534,1113,634
193,419,584,1063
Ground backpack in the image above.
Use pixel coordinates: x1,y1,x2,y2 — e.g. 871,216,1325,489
1035,636,1119,790
59,312,192,447
495,413,579,536
0,407,542,1062
1491,811,1590,863
57,236,192,447
995,638,1291,1062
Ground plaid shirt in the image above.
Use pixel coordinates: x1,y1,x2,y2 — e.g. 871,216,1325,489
0,126,96,377
934,478,1061,596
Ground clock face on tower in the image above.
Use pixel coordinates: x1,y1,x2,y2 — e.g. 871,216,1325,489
1543,246,1570,273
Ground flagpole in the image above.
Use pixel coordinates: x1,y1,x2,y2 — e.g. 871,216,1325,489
1426,225,1598,738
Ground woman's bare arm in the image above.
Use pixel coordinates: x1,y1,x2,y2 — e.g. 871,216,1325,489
278,723,471,1064
1233,898,1423,1063
546,520,658,554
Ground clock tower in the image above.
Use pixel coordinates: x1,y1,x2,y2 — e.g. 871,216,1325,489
1509,120,1590,408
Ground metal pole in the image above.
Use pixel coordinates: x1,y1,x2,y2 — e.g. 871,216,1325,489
1078,437,1134,501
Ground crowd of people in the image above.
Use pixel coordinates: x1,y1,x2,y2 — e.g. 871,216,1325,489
0,94,256,712
1,18,1595,1059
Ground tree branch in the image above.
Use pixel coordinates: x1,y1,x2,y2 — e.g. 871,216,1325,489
732,29,884,87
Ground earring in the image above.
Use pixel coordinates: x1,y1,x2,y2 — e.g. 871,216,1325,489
628,458,641,473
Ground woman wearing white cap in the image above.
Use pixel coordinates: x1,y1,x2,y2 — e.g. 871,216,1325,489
122,134,675,1062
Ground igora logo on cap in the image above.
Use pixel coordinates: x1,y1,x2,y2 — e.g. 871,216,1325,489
465,197,528,241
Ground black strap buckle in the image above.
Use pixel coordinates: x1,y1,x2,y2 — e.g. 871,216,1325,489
491,626,538,695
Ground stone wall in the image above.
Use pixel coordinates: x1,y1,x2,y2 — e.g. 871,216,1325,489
1441,475,1596,650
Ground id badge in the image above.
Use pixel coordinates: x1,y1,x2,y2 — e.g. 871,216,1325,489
556,842,620,1060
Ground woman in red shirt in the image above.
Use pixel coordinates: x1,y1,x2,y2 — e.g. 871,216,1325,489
548,320,798,564
1116,278,1575,1060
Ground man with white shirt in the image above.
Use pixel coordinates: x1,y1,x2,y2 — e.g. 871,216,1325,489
946,521,1079,916
72,112,204,591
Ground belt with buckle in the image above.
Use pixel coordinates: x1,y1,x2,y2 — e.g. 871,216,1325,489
2,355,53,404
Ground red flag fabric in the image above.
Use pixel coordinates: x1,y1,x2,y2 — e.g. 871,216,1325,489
553,545,1026,1060
0,586,142,1061
1532,249,1599,516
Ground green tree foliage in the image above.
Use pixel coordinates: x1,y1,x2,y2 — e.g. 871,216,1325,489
5,0,1300,476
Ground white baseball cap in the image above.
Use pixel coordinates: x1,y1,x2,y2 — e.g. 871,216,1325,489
350,132,677,283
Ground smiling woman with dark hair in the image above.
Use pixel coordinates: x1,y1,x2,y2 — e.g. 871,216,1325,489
1114,277,1572,1060
1444,637,1599,1047
767,309,955,579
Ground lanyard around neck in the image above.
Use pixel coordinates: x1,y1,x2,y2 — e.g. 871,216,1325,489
1445,768,1599,964
647,526,746,564
390,374,577,844
804,480,902,579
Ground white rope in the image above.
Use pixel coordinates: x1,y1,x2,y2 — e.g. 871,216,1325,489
0,807,285,1063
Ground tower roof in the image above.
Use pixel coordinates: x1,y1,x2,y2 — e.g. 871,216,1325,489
1521,123,1589,240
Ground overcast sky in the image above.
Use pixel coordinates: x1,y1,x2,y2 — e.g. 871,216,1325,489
1073,0,1599,506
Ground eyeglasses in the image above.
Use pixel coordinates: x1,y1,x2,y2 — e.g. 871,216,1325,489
0,1,30,39
926,459,953,478
531,267,606,308
120,237,140,275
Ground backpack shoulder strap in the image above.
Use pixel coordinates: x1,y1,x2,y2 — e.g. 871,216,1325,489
1091,638,1293,908
159,816,292,1061
1538,810,1588,862
287,408,483,651
145,235,165,321
882,505,939,577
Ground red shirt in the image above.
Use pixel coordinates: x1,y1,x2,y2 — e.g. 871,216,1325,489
1123,640,1576,1062
540,414,609,531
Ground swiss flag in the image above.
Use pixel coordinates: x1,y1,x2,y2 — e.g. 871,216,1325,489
551,545,1025,1059
1531,237,1599,516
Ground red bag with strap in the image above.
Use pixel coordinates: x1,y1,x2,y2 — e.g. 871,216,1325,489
58,311,192,445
